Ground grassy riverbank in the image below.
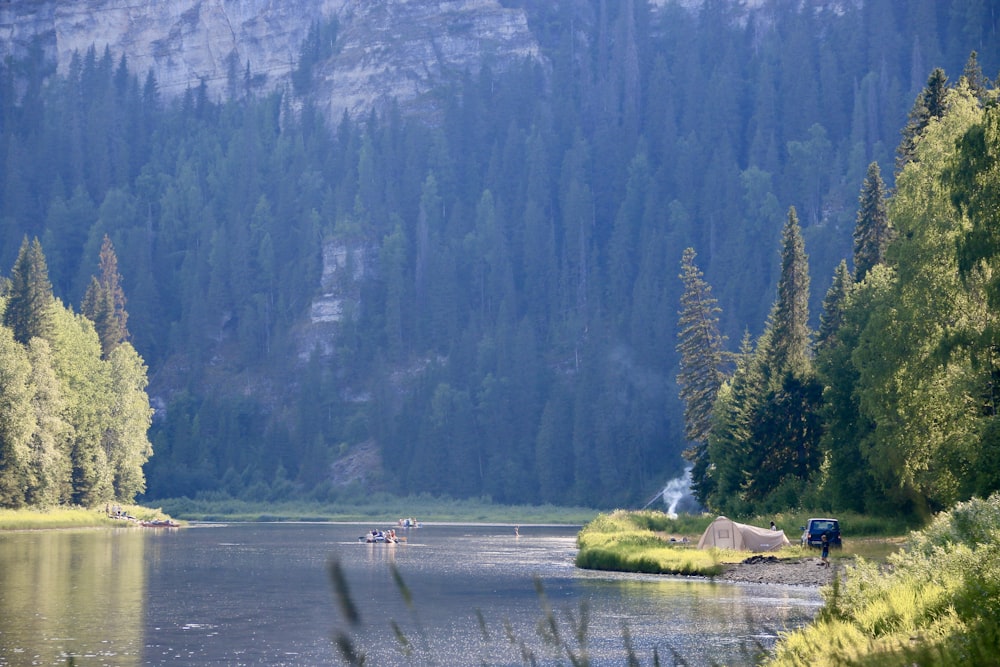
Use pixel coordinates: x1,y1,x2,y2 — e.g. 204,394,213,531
768,493,1000,666
575,510,787,576
575,509,912,577
576,498,1000,665
149,493,600,524
0,504,177,530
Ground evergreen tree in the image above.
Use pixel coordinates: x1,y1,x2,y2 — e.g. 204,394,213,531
897,67,949,173
4,238,55,345
817,260,852,352
82,235,130,357
675,247,728,497
744,371,823,509
960,50,989,102
853,162,893,281
765,208,812,379
815,268,879,513
705,332,764,514
535,384,574,504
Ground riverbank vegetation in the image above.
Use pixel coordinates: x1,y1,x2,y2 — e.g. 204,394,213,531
575,510,911,577
0,504,174,530
769,494,1000,666
575,511,728,576
680,72,1000,525
0,237,153,511
154,492,598,524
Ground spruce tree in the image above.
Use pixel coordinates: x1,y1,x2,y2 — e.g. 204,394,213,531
817,260,852,351
82,235,129,357
705,331,764,514
853,162,892,282
676,247,728,497
961,50,989,102
897,67,949,173
766,207,811,379
4,237,55,345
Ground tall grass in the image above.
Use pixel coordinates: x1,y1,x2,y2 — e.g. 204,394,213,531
0,504,175,530
327,556,664,666
575,509,778,577
768,493,1000,666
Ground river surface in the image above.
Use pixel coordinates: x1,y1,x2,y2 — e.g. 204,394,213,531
0,523,822,666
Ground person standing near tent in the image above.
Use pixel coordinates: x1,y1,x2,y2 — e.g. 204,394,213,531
770,521,777,531
820,534,830,567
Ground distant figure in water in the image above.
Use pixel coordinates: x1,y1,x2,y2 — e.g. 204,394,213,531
514,525,519,537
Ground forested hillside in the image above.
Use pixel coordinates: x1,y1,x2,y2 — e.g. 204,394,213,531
0,0,997,511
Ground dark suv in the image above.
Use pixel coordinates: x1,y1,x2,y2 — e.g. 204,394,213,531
800,518,841,548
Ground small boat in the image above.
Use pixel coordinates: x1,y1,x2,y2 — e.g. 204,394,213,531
359,529,403,543
140,519,180,528
398,518,420,528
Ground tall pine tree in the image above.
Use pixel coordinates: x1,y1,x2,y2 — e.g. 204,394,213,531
765,207,812,379
853,162,893,281
676,247,728,499
897,67,949,172
82,235,130,357
3,237,55,345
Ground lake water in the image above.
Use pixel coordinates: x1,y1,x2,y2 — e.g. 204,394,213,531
0,523,822,666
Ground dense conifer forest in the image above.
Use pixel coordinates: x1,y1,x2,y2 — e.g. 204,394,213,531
0,0,998,515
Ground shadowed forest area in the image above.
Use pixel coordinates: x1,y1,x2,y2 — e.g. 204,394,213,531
0,0,998,518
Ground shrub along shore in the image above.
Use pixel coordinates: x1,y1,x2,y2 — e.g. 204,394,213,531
149,494,600,525
0,495,598,529
577,497,1000,666
768,494,1000,666
0,504,177,530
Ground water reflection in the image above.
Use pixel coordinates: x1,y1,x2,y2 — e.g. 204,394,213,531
0,523,822,666
0,528,147,666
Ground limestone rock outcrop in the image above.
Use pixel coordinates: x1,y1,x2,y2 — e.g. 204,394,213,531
0,0,540,120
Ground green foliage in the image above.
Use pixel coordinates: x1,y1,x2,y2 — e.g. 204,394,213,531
676,247,728,496
770,494,1000,666
705,72,1000,521
701,205,824,515
0,325,34,506
576,510,774,577
151,492,598,524
852,162,892,282
80,235,129,357
0,239,153,508
0,503,174,529
1,3,998,513
3,237,55,345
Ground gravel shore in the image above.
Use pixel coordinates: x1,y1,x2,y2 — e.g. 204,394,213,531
715,555,838,587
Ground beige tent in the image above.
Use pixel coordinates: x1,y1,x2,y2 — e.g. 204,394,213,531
697,516,791,552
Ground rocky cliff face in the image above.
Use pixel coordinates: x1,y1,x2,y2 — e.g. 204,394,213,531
0,0,539,119
314,0,539,119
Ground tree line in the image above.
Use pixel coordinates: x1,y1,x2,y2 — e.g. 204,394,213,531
678,63,1000,520
0,235,152,507
0,0,997,510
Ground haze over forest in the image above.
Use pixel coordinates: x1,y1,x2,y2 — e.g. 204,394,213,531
0,0,998,516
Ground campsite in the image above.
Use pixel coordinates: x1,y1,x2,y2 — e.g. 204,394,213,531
696,516,791,551
575,510,854,585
